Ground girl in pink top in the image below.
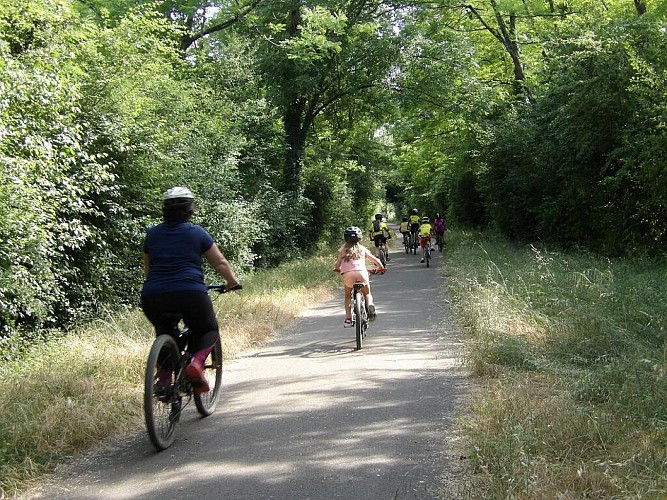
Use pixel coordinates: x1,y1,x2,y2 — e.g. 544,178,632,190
333,226,386,327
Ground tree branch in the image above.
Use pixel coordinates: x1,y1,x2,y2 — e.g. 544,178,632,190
180,0,267,52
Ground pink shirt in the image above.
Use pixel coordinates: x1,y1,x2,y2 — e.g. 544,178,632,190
338,244,372,274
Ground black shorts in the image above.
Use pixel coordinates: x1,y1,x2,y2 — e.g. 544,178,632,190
410,223,420,233
373,235,387,247
141,290,219,352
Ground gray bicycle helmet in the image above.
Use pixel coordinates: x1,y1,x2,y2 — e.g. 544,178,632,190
344,226,362,243
411,208,418,215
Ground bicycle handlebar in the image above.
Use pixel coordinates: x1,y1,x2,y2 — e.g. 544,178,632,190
207,283,243,293
333,267,386,275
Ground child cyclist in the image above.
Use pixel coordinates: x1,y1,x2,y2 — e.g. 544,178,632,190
368,213,391,262
418,216,433,263
399,216,410,247
408,208,420,238
334,226,386,328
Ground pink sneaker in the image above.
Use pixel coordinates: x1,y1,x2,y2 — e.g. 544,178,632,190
185,359,210,394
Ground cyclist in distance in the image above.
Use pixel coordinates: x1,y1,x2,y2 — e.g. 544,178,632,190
418,216,433,263
141,187,242,394
408,208,420,247
334,226,386,328
433,212,446,248
368,213,391,262
399,216,410,246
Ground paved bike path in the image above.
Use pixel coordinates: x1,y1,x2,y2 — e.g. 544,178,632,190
23,236,469,500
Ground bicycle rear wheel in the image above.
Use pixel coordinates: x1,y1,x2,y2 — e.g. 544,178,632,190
426,243,431,267
354,291,364,350
144,334,181,451
194,336,223,416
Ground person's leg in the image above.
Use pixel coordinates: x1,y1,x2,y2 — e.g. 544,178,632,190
342,272,364,326
412,226,419,248
343,271,373,322
344,284,353,314
142,292,212,390
182,293,219,353
361,284,374,307
362,283,377,321
141,293,178,337
181,292,221,391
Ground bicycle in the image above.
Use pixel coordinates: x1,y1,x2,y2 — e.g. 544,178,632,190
144,283,241,450
424,238,432,267
378,240,388,266
351,267,385,350
403,232,410,254
435,232,444,252
410,230,419,255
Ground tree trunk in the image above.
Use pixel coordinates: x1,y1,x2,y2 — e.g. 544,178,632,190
283,103,307,195
490,0,534,103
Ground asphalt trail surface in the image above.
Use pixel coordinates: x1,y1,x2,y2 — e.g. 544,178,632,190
23,234,469,500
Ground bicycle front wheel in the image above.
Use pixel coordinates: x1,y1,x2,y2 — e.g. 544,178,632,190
354,291,364,350
144,334,181,451
194,336,223,416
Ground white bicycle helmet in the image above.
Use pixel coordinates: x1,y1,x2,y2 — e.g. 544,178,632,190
163,186,194,201
344,226,362,243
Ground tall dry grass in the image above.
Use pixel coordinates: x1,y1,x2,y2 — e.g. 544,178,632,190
445,230,667,498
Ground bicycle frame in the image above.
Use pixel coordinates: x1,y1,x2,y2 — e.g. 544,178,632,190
378,241,388,265
351,282,368,350
435,232,444,251
410,229,419,254
144,284,234,450
347,267,384,350
425,239,432,267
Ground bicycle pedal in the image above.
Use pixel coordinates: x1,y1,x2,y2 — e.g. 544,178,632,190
154,386,172,403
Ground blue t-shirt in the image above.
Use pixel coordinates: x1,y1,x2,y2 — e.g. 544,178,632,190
141,222,214,296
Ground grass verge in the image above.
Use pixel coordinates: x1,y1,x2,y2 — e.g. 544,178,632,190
445,230,667,498
0,253,340,498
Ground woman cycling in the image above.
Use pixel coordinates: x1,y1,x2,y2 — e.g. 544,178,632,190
141,187,241,394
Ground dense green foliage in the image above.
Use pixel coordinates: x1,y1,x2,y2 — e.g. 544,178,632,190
1,0,665,350
390,0,666,257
